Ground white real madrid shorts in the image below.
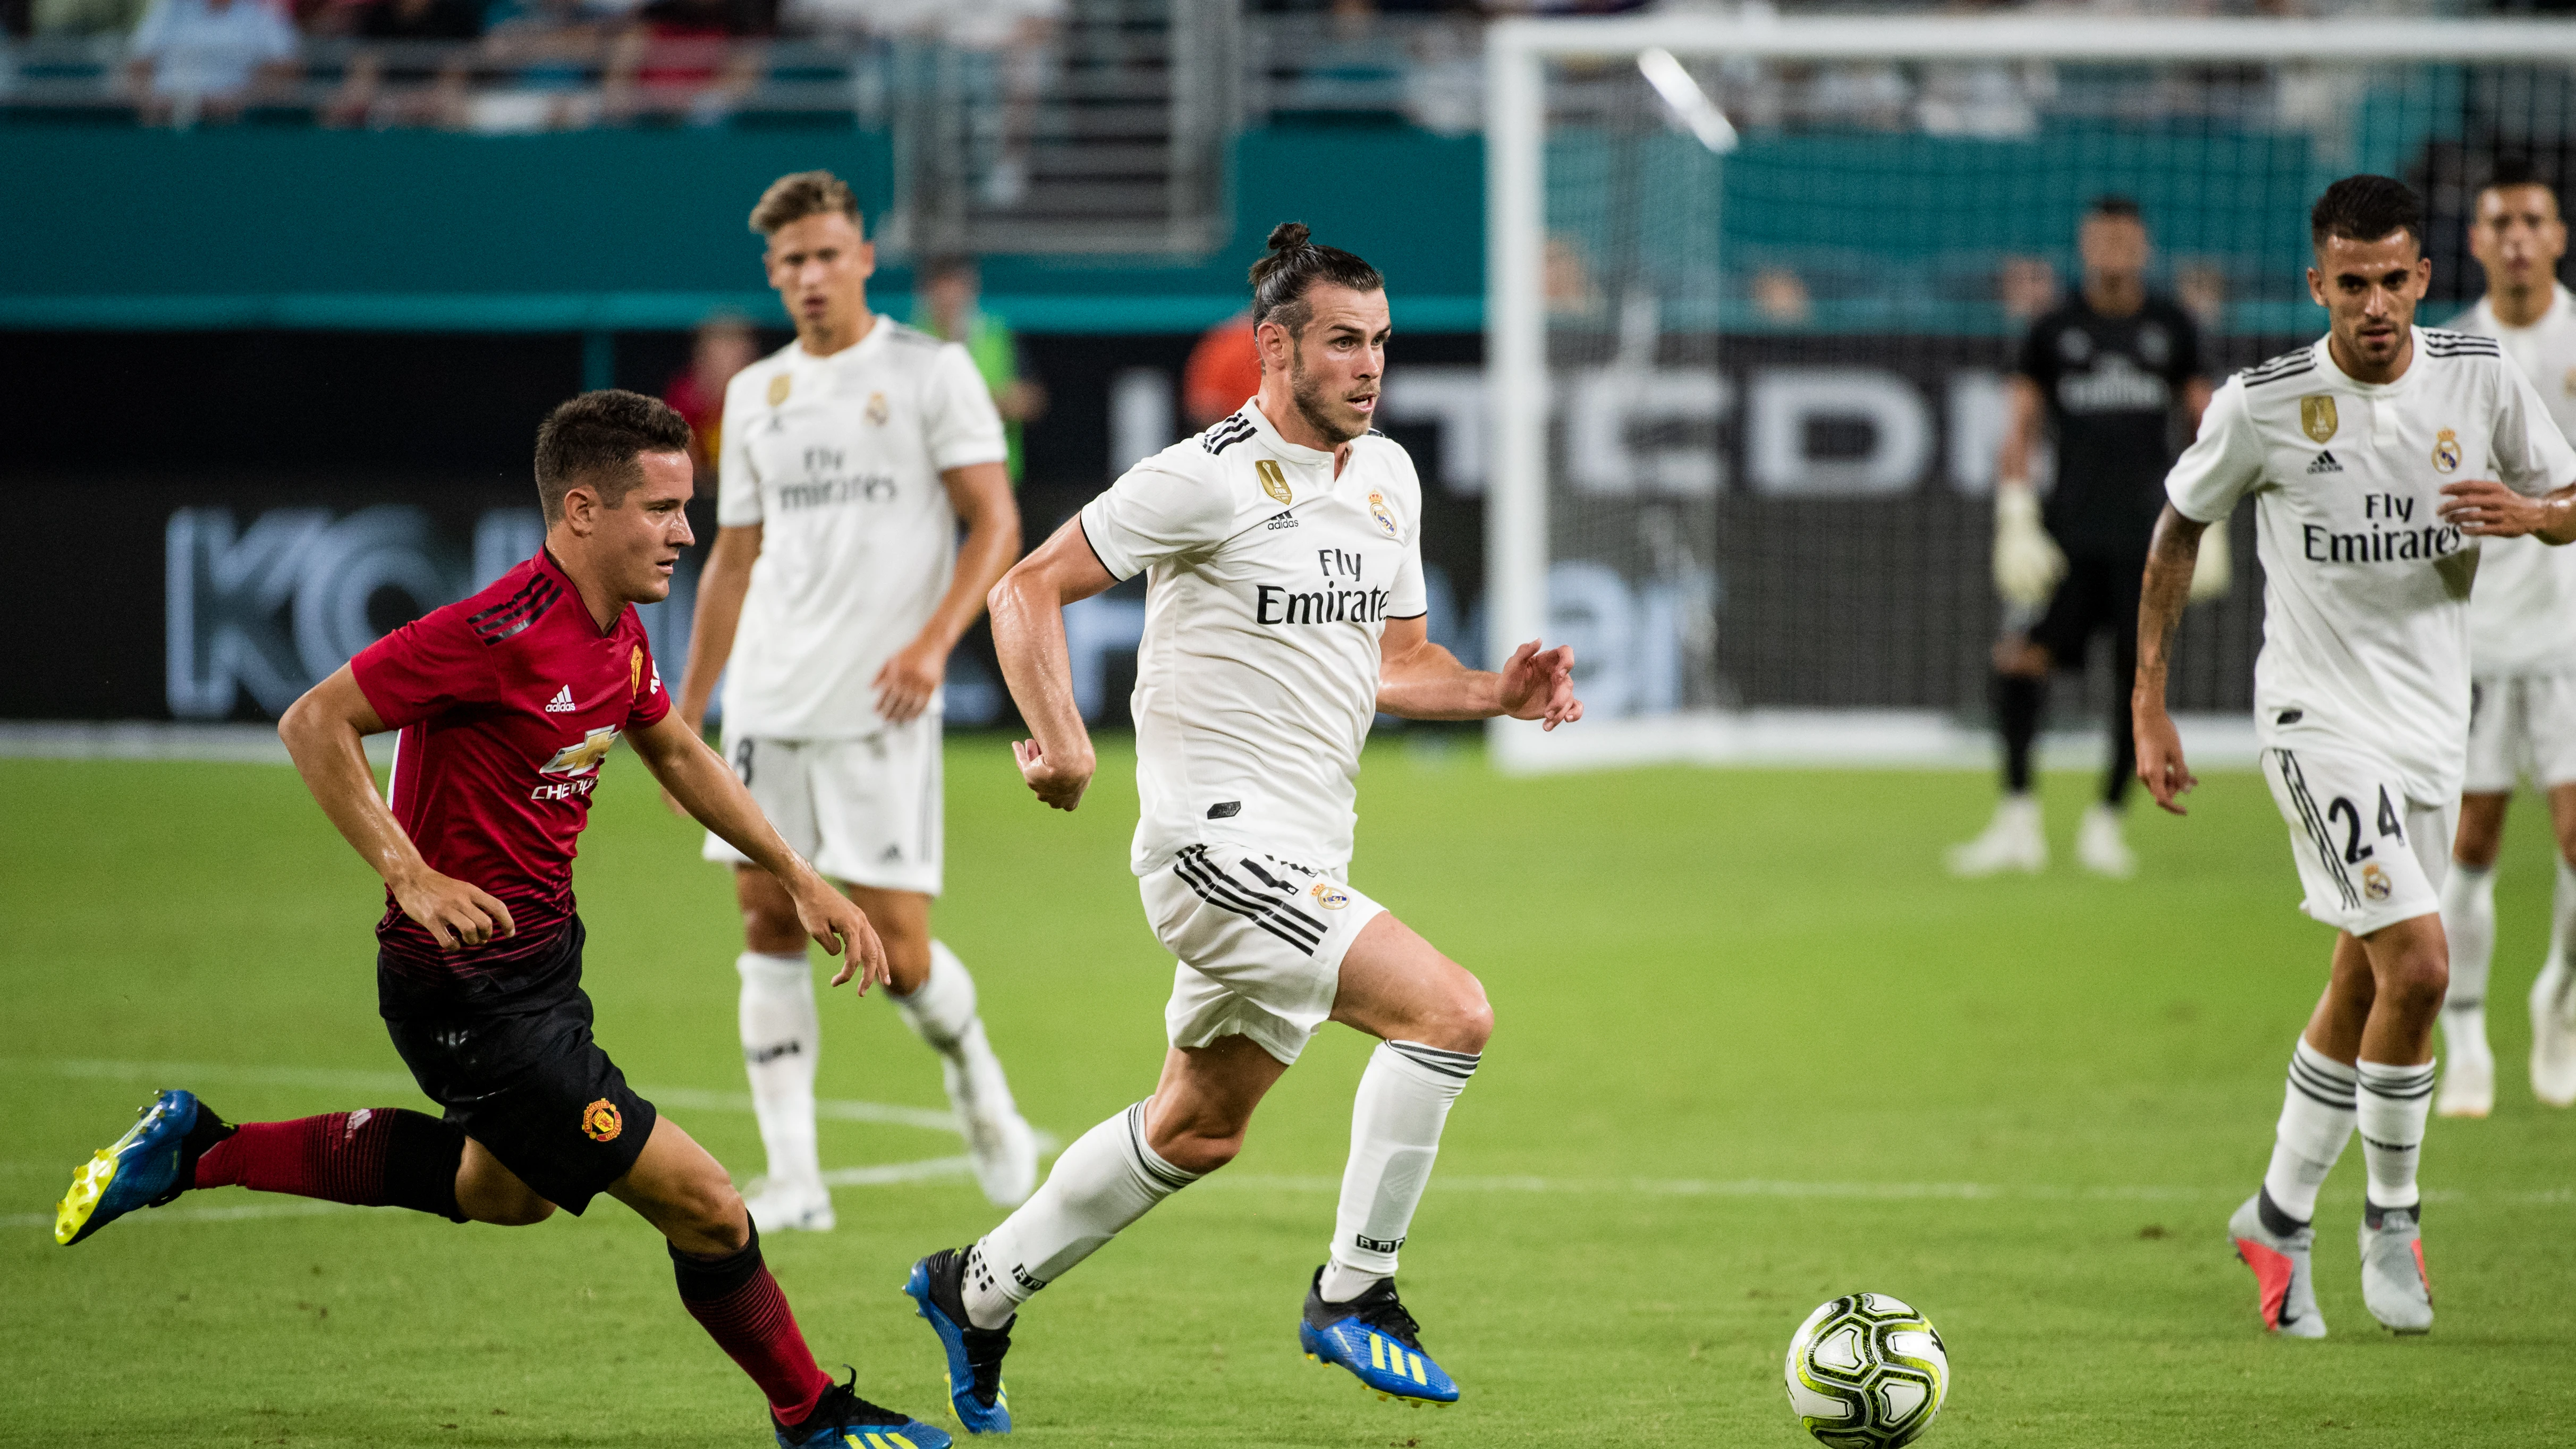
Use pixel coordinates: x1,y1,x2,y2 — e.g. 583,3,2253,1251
1139,844,1387,1067
2260,747,2453,937
2463,672,2576,795
701,716,943,896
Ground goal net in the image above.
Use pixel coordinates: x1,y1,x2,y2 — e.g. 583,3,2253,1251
1484,15,2576,772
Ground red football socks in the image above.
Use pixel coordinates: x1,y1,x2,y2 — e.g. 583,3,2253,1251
191,1109,464,1218
671,1227,832,1425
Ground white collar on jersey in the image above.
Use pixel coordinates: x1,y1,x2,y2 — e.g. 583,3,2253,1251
1235,397,1356,474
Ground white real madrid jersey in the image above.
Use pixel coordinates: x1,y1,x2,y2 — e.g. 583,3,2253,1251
1080,401,1429,877
2456,285,2576,675
716,321,1008,738
2167,327,2576,802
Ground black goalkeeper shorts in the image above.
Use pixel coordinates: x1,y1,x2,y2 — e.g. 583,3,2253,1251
382,921,657,1214
2026,552,2145,678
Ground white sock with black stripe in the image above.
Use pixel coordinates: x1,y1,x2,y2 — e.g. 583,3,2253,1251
2356,1059,2437,1211
1318,1040,1480,1304
2260,1038,2357,1225
736,950,822,1191
962,1101,1199,1329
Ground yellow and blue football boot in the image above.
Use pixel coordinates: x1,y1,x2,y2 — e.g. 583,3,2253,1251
773,1369,952,1449
903,1249,1012,1434
56,1089,227,1247
1297,1268,1460,1406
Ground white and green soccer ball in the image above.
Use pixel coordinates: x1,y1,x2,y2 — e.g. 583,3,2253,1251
1783,1292,1949,1449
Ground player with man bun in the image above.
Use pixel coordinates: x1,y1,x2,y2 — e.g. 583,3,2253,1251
899,223,1583,1429
2136,176,2576,1338
2436,158,2576,1117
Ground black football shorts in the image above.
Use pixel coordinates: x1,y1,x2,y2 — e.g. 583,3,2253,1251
382,919,657,1213
2026,551,2145,678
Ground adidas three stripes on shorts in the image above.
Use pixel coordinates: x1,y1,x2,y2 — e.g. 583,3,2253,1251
1140,843,1388,1066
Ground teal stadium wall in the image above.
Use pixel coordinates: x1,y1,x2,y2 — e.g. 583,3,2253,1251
0,80,2456,336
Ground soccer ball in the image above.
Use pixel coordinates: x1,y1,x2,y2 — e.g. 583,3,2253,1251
1783,1292,1949,1448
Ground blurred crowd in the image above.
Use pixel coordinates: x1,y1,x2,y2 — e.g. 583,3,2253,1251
4,0,1061,128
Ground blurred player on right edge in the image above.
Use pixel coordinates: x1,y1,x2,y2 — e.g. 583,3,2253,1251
2437,159,2576,1117
2137,176,2576,1339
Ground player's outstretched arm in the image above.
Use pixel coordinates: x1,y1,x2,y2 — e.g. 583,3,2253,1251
628,710,891,991
874,461,1023,725
988,514,1117,811
2439,479,2576,545
1376,617,1583,730
2132,504,2207,816
279,666,516,951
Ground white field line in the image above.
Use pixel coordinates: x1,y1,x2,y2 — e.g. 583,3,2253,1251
15,1057,963,1134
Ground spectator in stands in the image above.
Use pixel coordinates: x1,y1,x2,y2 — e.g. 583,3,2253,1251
913,255,1045,481
663,313,760,484
787,0,1057,205
323,0,481,128
124,0,300,125
35,0,150,37
602,0,765,125
471,0,606,131
1183,310,1260,429
1752,267,1812,326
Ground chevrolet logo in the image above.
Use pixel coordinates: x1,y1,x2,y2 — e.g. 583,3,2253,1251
539,727,620,778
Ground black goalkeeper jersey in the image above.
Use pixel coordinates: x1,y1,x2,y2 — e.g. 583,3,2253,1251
2015,294,2205,558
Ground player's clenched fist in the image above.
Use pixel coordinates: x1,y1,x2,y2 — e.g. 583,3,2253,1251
389,867,516,952
1014,737,1094,812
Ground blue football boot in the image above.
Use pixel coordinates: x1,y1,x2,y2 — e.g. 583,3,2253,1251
773,1369,952,1449
1298,1267,1460,1406
903,1249,1012,1434
56,1089,231,1247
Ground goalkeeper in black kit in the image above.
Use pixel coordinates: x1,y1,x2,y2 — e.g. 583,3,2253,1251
1950,196,2217,879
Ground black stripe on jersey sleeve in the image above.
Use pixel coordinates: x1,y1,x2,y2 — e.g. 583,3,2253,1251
467,575,553,629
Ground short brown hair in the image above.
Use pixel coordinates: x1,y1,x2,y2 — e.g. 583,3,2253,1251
533,390,692,523
750,170,861,236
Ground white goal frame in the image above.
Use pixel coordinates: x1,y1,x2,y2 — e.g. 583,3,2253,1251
1483,14,2576,774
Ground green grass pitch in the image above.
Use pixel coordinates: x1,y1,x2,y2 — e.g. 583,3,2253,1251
5,736,2573,1447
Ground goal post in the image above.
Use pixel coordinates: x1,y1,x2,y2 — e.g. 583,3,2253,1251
1483,15,2576,774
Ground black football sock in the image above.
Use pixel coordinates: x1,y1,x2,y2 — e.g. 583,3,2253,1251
1997,673,2044,794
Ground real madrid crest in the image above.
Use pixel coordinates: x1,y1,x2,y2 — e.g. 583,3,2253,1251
866,391,889,426
767,374,792,408
2300,395,2338,444
1367,489,1400,540
1255,459,1292,507
2433,428,2462,473
2564,366,2576,398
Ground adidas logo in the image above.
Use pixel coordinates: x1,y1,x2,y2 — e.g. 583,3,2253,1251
2307,450,2344,474
543,685,576,713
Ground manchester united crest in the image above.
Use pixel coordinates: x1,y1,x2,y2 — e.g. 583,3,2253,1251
2300,395,2338,444
2433,428,2462,472
629,645,644,697
580,1098,624,1142
767,374,792,408
1256,459,1292,506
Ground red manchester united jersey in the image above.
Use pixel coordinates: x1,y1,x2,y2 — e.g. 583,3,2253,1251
350,548,670,1012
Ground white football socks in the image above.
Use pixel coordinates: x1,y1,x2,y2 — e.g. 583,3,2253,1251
2261,1039,2358,1224
892,940,1020,1124
962,1101,1199,1330
2438,862,2495,1056
2355,1059,2436,1210
736,950,821,1190
1318,1040,1480,1303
